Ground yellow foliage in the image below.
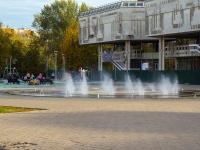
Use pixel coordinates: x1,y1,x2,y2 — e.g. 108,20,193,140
64,19,79,47
2,28,14,34
24,30,34,37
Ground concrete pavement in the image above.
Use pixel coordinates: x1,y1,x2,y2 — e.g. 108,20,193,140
0,90,200,149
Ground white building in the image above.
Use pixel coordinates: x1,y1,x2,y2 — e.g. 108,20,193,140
79,0,200,71
79,0,158,71
145,0,200,70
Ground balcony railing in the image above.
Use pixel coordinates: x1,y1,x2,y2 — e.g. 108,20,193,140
165,45,200,57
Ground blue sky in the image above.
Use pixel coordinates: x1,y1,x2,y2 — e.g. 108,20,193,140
0,0,117,29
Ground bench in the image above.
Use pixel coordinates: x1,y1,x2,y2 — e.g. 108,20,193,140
39,78,54,85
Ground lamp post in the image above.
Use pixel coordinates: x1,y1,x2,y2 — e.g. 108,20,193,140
62,54,65,80
22,62,24,78
5,59,8,78
9,55,12,77
46,57,49,79
54,51,58,81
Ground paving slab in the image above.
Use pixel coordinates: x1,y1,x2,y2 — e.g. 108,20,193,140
0,86,200,150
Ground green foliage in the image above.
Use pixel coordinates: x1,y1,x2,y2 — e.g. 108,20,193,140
32,0,98,72
32,0,79,52
0,106,42,113
0,26,12,72
78,2,93,15
23,38,41,75
61,20,98,70
0,1,99,75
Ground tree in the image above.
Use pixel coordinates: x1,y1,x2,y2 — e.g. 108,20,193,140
0,24,12,73
3,27,31,75
61,20,98,70
32,0,79,53
78,2,93,16
10,40,25,71
23,40,40,75
32,0,98,72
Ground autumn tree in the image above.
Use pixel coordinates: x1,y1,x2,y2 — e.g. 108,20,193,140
0,24,29,74
32,0,98,72
32,0,79,53
0,24,12,72
61,20,98,70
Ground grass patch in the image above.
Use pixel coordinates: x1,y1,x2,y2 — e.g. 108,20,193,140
0,106,44,113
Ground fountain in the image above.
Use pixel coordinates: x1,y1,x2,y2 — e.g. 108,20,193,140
9,72,195,99
65,74,75,96
125,76,145,96
125,75,134,92
64,73,180,98
101,74,115,95
123,74,179,98
79,70,88,95
158,75,179,95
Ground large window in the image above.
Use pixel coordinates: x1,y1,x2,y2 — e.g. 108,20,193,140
129,2,136,6
122,2,128,7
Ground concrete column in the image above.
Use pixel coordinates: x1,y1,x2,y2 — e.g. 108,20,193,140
175,58,178,70
158,36,165,70
98,44,103,71
199,35,200,44
125,41,131,70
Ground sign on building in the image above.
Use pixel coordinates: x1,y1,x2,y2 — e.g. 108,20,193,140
142,63,149,70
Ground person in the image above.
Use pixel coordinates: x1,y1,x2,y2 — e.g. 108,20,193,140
31,73,35,79
38,73,42,79
26,72,30,80
1,73,3,79
23,75,27,80
16,72,19,79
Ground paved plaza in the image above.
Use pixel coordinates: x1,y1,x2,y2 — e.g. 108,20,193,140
1,86,200,150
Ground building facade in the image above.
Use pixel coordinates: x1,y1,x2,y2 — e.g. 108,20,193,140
145,0,200,70
79,0,200,71
79,0,159,71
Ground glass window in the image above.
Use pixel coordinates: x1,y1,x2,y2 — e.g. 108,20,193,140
129,2,136,6
122,2,128,7
136,3,144,7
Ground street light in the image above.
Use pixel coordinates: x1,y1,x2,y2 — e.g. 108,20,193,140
9,55,12,77
62,54,66,80
54,51,58,81
22,62,24,78
46,57,49,79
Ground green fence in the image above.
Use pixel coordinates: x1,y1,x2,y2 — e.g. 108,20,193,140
89,70,200,85
47,70,200,85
